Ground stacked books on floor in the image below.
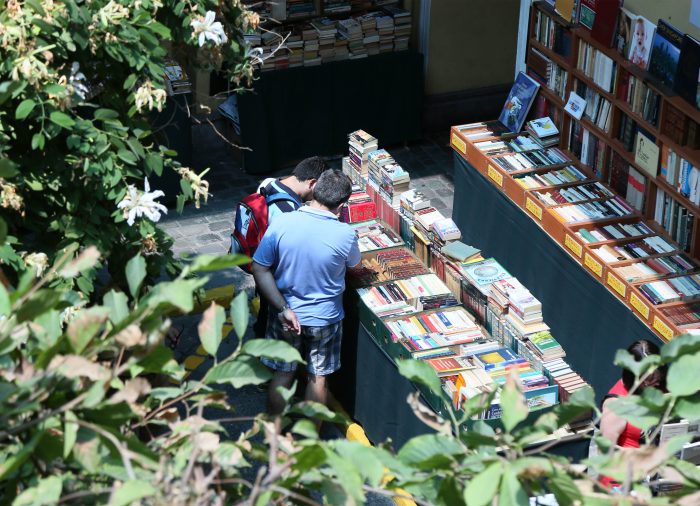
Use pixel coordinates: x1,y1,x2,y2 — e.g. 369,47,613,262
248,5,412,71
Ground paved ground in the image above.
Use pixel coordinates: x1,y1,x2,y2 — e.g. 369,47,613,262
158,117,454,504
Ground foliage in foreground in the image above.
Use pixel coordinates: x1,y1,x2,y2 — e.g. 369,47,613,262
3,249,700,505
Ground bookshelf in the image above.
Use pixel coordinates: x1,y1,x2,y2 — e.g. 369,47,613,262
527,2,700,260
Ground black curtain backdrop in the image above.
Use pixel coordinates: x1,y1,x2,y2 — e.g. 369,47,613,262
451,152,660,400
238,50,423,173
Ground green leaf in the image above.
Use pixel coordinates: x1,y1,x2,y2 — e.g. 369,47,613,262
144,153,163,176
31,133,45,150
198,302,226,357
13,475,62,506
0,283,10,317
204,355,272,388
292,419,318,439
607,396,659,432
0,158,18,178
147,21,171,38
241,338,303,363
463,462,502,506
44,83,65,94
675,394,700,420
125,254,146,298
49,111,75,128
103,290,129,325
145,278,204,313
58,245,101,278
117,149,137,165
63,411,78,458
230,291,249,339
498,467,528,506
548,469,582,506
16,289,62,323
15,98,36,119
500,375,528,433
94,108,120,120
67,307,110,354
667,352,700,397
0,430,44,479
396,359,442,396
109,480,157,506
397,434,463,468
0,217,6,244
661,333,700,362
614,349,661,380
290,401,346,423
189,253,249,272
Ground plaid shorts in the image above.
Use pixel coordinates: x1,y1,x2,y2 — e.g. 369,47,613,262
261,311,342,376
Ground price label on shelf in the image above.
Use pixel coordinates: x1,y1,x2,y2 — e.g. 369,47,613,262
525,197,543,221
487,165,503,187
629,292,650,320
653,316,674,341
606,272,626,298
584,253,603,278
451,132,467,155
564,234,583,258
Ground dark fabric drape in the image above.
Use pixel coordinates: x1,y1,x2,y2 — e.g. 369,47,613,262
451,152,660,401
238,51,423,173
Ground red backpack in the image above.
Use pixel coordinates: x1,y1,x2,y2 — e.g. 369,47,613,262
230,185,298,272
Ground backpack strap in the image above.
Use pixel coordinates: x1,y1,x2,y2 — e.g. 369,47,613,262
265,180,301,209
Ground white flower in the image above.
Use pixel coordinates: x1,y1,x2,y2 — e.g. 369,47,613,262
117,178,168,226
68,62,89,101
190,11,228,47
134,80,166,113
23,252,49,277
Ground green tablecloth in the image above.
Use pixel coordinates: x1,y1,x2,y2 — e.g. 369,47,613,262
451,152,659,400
238,51,423,173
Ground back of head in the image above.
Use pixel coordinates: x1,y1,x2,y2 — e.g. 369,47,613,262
293,156,328,182
313,169,352,210
622,339,662,391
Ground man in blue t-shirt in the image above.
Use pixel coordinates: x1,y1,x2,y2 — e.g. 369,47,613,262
252,157,328,339
252,169,360,415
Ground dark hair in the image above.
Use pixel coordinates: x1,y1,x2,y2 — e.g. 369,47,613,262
293,156,328,182
622,339,661,391
313,169,352,209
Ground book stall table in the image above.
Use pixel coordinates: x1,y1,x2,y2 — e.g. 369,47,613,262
237,50,422,173
451,149,659,399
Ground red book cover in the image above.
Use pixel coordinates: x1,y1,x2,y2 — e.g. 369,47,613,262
348,201,377,222
579,0,622,48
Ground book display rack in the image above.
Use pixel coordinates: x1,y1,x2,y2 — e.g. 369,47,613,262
448,1,700,341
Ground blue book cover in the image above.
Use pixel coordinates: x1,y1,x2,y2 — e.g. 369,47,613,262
498,72,541,133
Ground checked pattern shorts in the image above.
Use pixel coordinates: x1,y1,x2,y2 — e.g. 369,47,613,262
261,311,343,376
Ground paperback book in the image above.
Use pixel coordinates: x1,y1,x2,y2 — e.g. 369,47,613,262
648,20,683,89
498,72,541,133
628,15,656,70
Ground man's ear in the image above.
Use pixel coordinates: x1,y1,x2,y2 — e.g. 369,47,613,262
307,178,317,190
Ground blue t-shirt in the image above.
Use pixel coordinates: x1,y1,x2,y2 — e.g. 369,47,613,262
253,206,361,326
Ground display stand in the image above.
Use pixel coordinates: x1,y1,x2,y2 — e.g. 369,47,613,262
451,150,660,400
237,50,423,173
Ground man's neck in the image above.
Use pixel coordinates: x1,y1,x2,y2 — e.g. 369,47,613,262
308,200,335,214
280,176,305,199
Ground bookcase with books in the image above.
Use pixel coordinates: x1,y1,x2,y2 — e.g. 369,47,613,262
454,0,700,341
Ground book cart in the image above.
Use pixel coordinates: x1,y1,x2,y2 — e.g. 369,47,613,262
447,1,700,342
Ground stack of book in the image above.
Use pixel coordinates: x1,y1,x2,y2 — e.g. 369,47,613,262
432,218,461,243
526,117,560,148
399,189,431,222
374,12,395,53
341,190,376,223
348,129,378,176
519,330,566,371
338,17,363,54
542,359,589,403
460,258,511,324
351,219,403,252
384,5,411,50
638,274,700,304
379,160,410,207
323,0,351,14
287,0,316,19
358,273,458,318
356,12,379,56
363,247,430,282
367,149,393,190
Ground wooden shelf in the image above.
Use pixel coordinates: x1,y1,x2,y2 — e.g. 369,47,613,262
652,177,700,217
665,94,700,126
658,133,700,166
571,68,616,102
529,38,573,70
615,99,659,137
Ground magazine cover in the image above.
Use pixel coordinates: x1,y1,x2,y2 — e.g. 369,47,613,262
498,72,541,133
648,20,683,88
628,15,656,70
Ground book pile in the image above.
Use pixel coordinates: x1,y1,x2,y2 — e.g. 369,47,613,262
384,5,411,50
542,359,589,403
638,274,700,304
526,117,560,148
427,356,477,378
388,308,485,355
460,258,511,324
347,129,378,176
379,160,410,207
399,189,431,222
286,33,305,67
374,13,395,53
288,0,316,19
162,61,192,96
362,247,430,282
351,219,403,252
311,17,338,62
356,12,380,56
358,273,458,318
338,17,363,55
432,218,461,242
443,368,496,409
323,0,351,14
441,241,482,264
367,149,393,190
340,190,376,223
519,330,566,371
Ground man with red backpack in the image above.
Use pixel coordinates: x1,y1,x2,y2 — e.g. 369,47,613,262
231,156,329,338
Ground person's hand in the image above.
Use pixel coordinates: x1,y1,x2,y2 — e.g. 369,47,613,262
278,307,301,335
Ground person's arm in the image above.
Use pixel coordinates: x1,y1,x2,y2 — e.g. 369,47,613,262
252,261,300,334
345,234,362,274
600,397,626,445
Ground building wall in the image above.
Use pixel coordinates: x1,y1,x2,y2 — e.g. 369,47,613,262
625,0,700,40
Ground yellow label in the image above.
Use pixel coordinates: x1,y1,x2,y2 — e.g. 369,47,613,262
564,234,583,258
607,272,626,297
487,165,503,187
525,197,543,221
451,132,467,155
629,292,650,320
584,253,603,277
653,316,674,341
